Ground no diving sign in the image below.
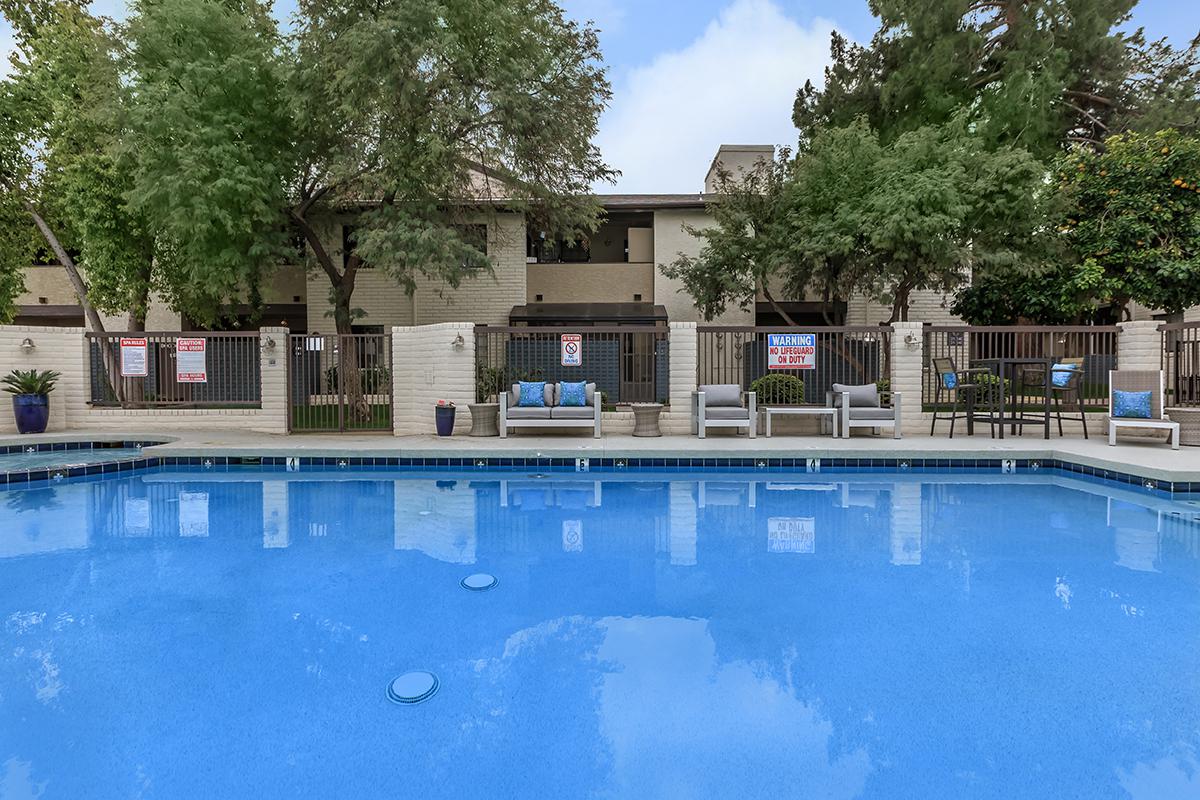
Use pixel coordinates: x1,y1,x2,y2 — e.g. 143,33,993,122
561,333,582,367
767,333,816,370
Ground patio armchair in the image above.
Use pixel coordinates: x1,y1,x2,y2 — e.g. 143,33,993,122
928,357,997,438
693,384,756,439
1107,370,1179,449
831,382,901,439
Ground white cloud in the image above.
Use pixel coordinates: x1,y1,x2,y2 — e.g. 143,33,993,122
595,0,837,193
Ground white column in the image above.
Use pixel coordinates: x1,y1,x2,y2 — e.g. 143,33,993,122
662,321,698,435
889,321,925,435
257,327,289,434
1116,320,1161,373
392,322,476,436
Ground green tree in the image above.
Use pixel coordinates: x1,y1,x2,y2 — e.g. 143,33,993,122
665,119,1045,325
950,261,1109,324
794,1,1200,157
862,121,1046,321
123,0,290,327
0,0,140,331
1055,128,1200,317
123,0,614,417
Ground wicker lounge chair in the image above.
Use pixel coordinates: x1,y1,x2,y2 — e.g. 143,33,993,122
1107,370,1179,449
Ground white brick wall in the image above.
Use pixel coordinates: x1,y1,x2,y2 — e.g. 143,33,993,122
1117,320,1161,373
0,325,287,434
663,321,698,434
392,322,476,436
890,321,925,435
0,325,87,433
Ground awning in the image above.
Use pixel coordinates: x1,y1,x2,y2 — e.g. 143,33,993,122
508,302,668,325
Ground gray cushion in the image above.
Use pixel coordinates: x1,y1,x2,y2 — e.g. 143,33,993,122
847,407,895,420
551,406,595,420
703,407,750,420
553,382,597,407
506,407,551,420
832,383,879,408
699,384,742,407
510,383,553,408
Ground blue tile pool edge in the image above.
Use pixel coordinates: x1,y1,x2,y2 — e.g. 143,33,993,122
1,453,1197,497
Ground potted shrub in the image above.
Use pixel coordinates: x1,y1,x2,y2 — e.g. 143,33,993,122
3,369,61,434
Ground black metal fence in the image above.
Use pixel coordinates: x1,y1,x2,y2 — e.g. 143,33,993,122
1161,321,1200,407
695,326,891,404
86,332,261,407
922,325,1119,409
474,326,669,405
288,333,393,432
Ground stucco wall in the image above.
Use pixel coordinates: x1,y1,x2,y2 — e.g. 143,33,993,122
653,208,754,326
527,262,654,304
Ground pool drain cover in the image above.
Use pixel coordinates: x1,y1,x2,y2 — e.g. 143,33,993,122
387,671,439,705
461,573,498,592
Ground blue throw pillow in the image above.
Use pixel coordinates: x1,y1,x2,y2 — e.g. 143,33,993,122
559,381,587,407
941,372,957,390
1112,389,1152,419
1051,363,1079,388
517,381,546,408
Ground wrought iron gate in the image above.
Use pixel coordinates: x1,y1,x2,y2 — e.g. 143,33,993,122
288,333,393,432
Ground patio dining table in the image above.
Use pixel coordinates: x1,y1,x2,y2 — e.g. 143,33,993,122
968,357,1056,440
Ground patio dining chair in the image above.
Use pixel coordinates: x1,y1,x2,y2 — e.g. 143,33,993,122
929,357,997,438
1015,358,1089,439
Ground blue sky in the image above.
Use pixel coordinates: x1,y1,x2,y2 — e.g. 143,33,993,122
3,0,1197,192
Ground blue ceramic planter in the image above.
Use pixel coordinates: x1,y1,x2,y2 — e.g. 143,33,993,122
435,405,456,437
12,394,49,434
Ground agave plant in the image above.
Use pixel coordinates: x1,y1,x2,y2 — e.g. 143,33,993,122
2,369,61,396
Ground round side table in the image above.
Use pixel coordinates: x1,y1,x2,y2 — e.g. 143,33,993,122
467,403,499,437
1166,407,1200,446
631,403,664,437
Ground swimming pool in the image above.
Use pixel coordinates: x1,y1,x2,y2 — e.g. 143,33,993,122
2,469,1197,798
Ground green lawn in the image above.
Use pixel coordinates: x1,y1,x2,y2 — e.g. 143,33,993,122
291,403,392,432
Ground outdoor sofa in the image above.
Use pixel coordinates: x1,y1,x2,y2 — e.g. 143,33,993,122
830,382,902,439
499,381,601,438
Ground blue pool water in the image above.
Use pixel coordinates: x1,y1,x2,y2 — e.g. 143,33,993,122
0,447,145,471
1,470,1198,799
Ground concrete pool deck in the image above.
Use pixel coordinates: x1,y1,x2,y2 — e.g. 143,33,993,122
3,427,1196,483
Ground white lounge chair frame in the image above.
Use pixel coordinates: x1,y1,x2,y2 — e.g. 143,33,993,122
837,391,903,439
1107,370,1179,450
692,389,756,439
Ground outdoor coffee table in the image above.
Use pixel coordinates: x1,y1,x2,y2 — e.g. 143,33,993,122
763,406,839,437
631,403,664,437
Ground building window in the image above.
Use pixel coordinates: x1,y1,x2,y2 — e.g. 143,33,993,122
526,231,590,264
457,224,488,270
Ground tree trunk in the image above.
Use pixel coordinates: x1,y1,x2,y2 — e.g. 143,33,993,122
761,285,799,326
25,203,128,402
294,206,371,423
888,283,913,324
25,204,105,333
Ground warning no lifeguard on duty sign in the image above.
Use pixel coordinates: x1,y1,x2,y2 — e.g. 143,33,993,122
767,333,816,370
